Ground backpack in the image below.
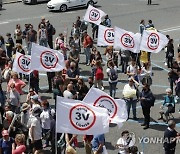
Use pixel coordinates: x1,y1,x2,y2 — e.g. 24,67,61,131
150,92,155,107
52,26,56,35
109,68,118,81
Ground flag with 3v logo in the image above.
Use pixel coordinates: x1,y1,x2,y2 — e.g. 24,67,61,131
12,52,32,74
30,43,65,72
84,5,106,25
140,30,169,53
56,96,109,135
114,26,141,53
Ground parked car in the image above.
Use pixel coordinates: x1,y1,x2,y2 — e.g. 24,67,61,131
23,0,49,5
47,0,98,12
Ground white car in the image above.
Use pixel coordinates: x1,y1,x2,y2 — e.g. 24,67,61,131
23,0,49,5
47,0,98,12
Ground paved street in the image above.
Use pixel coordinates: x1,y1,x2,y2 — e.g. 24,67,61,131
0,0,180,153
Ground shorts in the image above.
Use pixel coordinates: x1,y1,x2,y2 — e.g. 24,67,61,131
33,139,42,150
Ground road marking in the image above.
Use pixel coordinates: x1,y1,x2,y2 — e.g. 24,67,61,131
151,62,169,72
160,26,180,33
0,21,9,25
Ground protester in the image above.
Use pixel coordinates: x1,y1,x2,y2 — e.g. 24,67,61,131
91,134,105,154
45,20,55,49
166,39,174,68
5,33,14,58
123,77,139,120
28,107,42,154
83,30,93,66
26,24,37,55
14,24,23,45
12,134,26,154
83,135,93,154
0,130,14,154
140,83,155,129
94,61,104,90
106,60,118,98
139,19,145,35
158,88,175,123
38,24,48,47
7,72,26,95
115,130,135,154
40,100,55,148
163,120,180,154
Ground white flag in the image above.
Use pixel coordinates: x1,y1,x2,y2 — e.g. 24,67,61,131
97,25,114,46
56,96,109,135
114,26,141,53
12,52,32,74
140,30,169,53
83,88,128,126
84,5,106,25
31,43,65,72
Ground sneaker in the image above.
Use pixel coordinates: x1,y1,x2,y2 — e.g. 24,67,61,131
143,126,149,130
141,123,146,126
43,144,48,148
101,86,104,91
133,117,138,121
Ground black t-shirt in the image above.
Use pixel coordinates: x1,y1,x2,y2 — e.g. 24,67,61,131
67,69,80,78
163,128,177,150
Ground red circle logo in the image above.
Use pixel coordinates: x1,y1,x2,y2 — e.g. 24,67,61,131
89,9,100,21
104,28,114,43
17,55,31,72
94,95,117,119
69,104,96,131
121,33,135,48
40,51,58,69
147,33,160,50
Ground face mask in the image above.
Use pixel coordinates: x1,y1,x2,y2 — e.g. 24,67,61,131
71,67,74,70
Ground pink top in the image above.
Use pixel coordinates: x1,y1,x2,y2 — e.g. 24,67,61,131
12,145,26,154
8,79,26,95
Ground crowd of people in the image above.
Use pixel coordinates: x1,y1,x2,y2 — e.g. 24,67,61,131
0,13,180,154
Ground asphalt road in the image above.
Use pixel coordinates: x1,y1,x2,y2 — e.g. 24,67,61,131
0,0,180,154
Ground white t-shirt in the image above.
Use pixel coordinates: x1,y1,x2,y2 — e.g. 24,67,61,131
116,137,135,154
29,116,42,140
127,65,138,76
63,90,73,99
40,109,55,129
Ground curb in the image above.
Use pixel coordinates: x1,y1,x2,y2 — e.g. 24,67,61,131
3,0,22,4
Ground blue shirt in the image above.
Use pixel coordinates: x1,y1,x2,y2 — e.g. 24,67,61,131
91,134,105,152
0,137,14,154
163,95,175,107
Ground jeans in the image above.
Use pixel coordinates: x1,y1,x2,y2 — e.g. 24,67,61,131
48,36,53,49
109,82,117,98
125,99,137,118
39,38,48,47
84,47,90,64
121,57,129,73
27,42,32,55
